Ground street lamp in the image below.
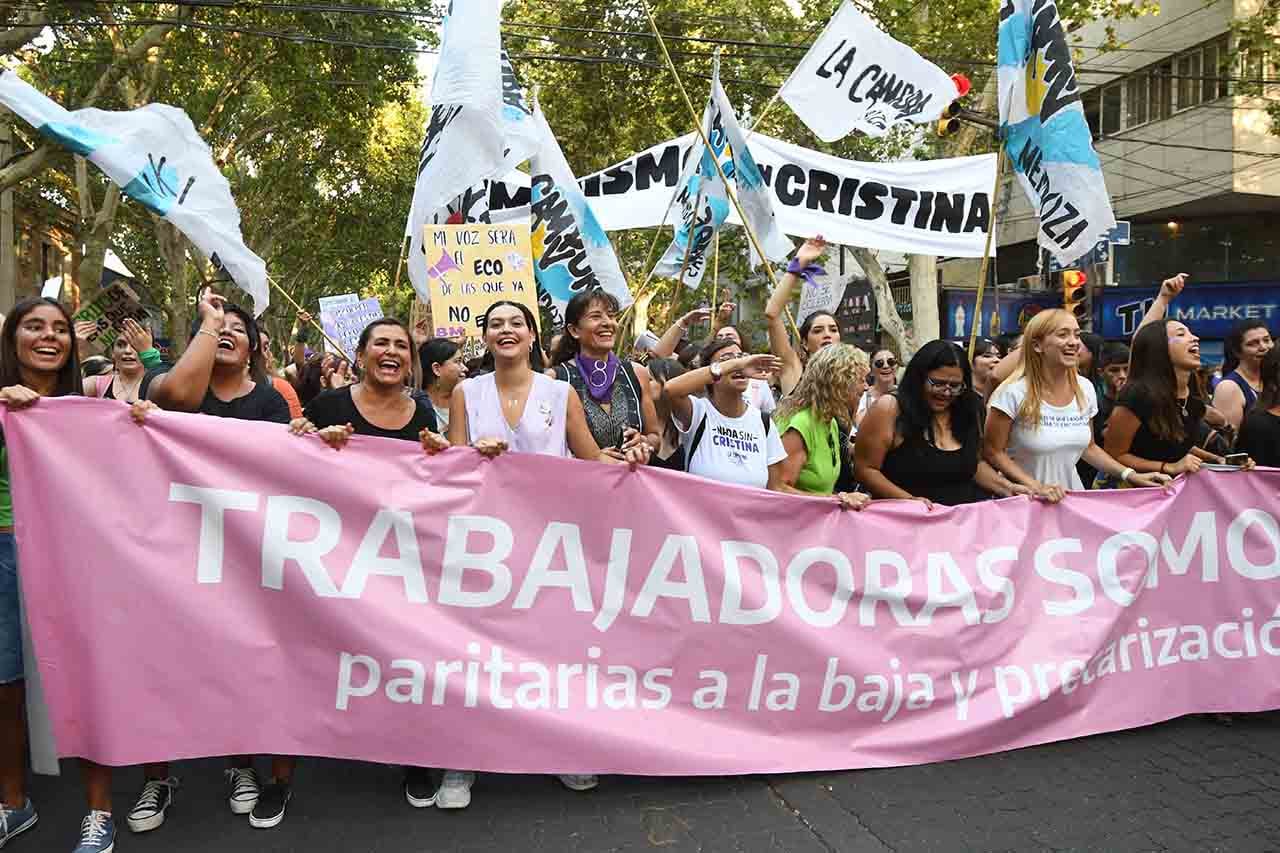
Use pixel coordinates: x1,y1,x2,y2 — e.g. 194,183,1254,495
1167,221,1181,268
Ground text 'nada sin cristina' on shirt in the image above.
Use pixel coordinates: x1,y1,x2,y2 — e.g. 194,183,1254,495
676,395,787,489
989,374,1098,491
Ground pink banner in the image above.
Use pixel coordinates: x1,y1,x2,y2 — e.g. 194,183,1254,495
6,398,1280,773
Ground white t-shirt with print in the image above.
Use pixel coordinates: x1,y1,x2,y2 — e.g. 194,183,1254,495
745,378,776,414
676,395,787,489
989,374,1098,490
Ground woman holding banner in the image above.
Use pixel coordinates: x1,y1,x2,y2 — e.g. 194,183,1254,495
984,310,1170,501
82,318,158,404
774,343,871,510
0,298,86,850
417,337,467,432
766,237,843,396
550,290,660,460
421,300,646,808
854,340,1019,506
1103,320,1252,478
132,288,295,834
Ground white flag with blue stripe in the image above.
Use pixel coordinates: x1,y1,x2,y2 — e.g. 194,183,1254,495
0,69,269,315
529,104,632,330
997,0,1115,267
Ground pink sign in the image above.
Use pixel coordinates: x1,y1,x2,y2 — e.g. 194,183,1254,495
6,398,1280,773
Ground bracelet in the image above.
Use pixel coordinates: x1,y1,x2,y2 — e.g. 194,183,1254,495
138,348,162,368
1120,467,1135,484
196,329,219,342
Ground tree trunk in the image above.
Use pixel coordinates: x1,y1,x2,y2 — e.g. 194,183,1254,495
906,253,939,346
76,184,122,306
155,220,191,355
848,246,913,358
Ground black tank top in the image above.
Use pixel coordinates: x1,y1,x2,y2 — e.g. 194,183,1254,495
881,432,984,506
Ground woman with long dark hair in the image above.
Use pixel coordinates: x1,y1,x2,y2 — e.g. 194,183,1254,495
1212,319,1274,431
969,338,1004,404
645,358,688,470
0,298,83,849
418,337,467,432
662,338,788,489
1104,320,1249,476
985,310,1167,501
84,318,157,404
549,290,660,459
134,288,294,834
854,340,1022,506
1236,347,1280,468
765,236,841,396
421,300,645,807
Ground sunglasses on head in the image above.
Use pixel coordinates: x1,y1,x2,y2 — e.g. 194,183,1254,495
873,358,897,369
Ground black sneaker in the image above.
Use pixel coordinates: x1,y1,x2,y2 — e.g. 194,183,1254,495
403,767,436,808
248,782,291,829
127,776,178,832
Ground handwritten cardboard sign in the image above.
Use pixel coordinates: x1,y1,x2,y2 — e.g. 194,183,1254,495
422,223,540,341
72,282,151,350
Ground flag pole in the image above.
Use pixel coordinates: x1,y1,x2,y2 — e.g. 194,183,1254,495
674,180,706,291
711,231,720,333
391,234,410,292
266,274,347,356
967,149,1007,361
640,0,801,341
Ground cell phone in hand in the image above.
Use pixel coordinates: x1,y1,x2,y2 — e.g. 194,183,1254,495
1223,453,1248,467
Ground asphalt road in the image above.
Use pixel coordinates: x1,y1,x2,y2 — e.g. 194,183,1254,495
21,712,1280,852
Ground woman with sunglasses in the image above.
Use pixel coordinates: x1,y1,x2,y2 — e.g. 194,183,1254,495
855,349,898,429
985,310,1169,502
774,344,872,509
765,236,842,396
421,300,645,808
854,340,1021,506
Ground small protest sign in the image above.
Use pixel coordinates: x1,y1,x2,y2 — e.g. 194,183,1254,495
319,297,383,363
72,282,151,350
422,223,540,340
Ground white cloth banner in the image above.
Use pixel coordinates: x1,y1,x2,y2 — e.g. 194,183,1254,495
998,0,1116,266
0,70,269,315
529,104,632,329
780,0,959,141
581,134,996,258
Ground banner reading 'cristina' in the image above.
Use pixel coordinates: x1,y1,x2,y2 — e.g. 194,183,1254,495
6,399,1280,773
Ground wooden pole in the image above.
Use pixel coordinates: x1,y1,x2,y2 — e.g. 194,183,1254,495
266,274,347,356
710,231,720,333
391,233,410,293
967,150,1007,362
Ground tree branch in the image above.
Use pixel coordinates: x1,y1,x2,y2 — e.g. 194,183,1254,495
202,53,272,140
849,246,912,357
0,9,51,55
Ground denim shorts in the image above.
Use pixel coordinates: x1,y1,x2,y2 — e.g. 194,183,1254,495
0,532,23,684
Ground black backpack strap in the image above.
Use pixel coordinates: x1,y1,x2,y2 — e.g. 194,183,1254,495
685,413,709,468
761,410,772,435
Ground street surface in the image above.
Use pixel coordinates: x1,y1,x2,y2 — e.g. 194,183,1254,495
24,712,1280,852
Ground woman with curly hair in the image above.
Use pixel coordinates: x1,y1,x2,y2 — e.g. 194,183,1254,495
774,344,871,510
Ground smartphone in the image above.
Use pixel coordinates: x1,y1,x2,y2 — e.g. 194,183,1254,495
1223,453,1248,467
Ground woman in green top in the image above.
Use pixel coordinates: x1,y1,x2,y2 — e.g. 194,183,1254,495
775,343,872,509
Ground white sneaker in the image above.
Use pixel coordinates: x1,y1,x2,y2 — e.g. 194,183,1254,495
434,770,475,809
224,767,260,815
557,774,598,792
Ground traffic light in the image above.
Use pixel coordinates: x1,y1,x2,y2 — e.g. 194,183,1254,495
1061,269,1091,331
936,100,962,137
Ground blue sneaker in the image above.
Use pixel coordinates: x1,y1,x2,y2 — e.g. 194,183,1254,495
0,799,37,846
72,810,114,853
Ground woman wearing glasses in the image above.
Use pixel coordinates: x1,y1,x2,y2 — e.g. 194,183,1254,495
854,349,898,429
854,340,1020,506
984,309,1170,502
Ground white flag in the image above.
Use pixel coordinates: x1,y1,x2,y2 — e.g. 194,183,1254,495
529,104,632,330
710,67,793,267
651,102,731,289
780,1,959,141
0,70,268,315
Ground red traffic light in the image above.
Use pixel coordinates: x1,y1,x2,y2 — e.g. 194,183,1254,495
1062,270,1088,287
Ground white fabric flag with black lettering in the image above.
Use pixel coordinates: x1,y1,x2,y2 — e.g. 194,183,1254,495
0,70,268,315
780,0,959,141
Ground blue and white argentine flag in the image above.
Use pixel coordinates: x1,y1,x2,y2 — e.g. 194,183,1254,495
528,104,632,331
997,0,1116,267
0,69,269,315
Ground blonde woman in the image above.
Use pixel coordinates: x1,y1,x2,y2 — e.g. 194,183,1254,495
984,309,1169,502
775,344,871,510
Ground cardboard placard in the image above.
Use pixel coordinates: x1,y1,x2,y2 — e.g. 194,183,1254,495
72,282,150,350
319,297,383,363
422,223,540,341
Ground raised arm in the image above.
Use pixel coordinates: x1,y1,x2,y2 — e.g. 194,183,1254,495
1135,274,1186,337
651,307,710,359
766,237,825,392
662,354,783,429
146,289,224,412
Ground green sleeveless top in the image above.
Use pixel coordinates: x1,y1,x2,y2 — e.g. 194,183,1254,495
775,408,840,495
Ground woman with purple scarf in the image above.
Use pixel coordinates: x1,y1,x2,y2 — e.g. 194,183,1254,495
549,291,661,459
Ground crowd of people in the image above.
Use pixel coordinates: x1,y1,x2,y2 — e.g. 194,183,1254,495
0,236,1272,852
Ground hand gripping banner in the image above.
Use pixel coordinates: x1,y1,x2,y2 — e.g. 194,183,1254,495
6,399,1279,774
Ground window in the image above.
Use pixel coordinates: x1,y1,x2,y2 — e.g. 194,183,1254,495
1176,52,1201,110
1202,38,1230,101
1082,89,1102,138
1126,74,1148,127
1101,83,1122,134
1151,62,1173,121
